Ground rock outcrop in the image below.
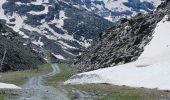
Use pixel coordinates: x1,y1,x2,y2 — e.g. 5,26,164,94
0,21,45,72
73,0,170,73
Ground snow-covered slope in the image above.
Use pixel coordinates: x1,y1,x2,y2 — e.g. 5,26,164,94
0,82,21,89
0,0,113,60
136,15,170,66
0,0,163,60
65,15,170,90
69,0,164,22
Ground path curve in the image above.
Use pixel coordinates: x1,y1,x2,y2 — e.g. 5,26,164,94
16,64,69,100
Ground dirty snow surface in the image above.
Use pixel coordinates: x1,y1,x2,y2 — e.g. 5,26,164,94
65,15,170,90
0,82,21,89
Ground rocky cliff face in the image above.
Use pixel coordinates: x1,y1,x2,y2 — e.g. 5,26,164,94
73,0,170,73
0,21,45,72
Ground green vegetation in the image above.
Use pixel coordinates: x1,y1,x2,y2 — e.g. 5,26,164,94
2,63,166,100
0,89,19,100
45,63,76,98
45,63,169,100
70,84,168,100
0,64,52,86
0,94,4,100
0,64,52,100
45,63,72,87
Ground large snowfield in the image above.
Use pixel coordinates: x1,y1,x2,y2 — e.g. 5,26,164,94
0,82,21,89
65,15,170,90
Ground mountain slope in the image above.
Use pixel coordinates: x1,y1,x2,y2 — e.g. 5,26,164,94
0,0,113,60
0,21,45,72
65,1,170,90
65,14,170,90
73,0,169,72
68,0,164,22
0,0,162,60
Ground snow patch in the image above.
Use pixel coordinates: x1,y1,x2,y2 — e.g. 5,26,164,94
52,53,65,60
29,0,49,5
58,41,77,49
32,37,44,47
56,10,68,29
0,0,8,21
65,15,170,90
0,82,21,89
12,14,26,32
137,15,170,66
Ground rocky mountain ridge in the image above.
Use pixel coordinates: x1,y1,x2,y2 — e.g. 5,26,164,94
0,21,45,72
73,0,170,73
0,0,163,61
0,0,113,60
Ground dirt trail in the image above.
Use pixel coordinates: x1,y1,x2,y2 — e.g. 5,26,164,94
16,64,69,100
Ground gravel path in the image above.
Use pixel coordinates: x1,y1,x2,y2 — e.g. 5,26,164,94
16,64,69,100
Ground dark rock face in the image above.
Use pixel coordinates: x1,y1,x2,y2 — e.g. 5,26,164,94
73,1,170,73
0,22,45,72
